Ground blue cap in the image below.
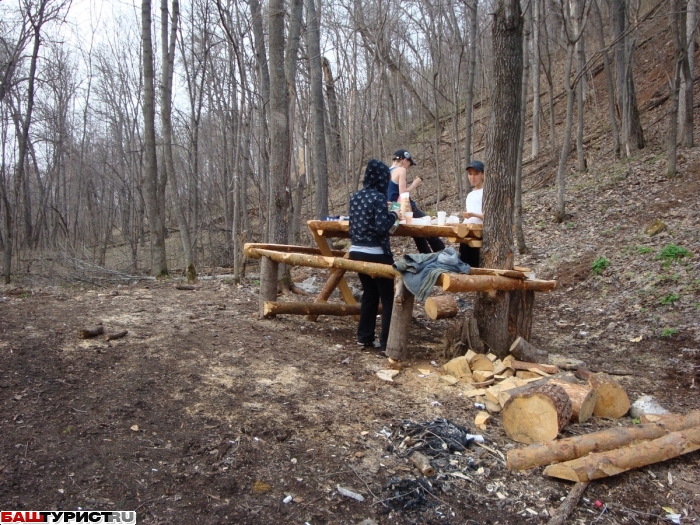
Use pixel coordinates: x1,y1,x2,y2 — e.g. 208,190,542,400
466,160,484,173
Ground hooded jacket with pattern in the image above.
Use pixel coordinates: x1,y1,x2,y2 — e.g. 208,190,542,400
349,159,399,257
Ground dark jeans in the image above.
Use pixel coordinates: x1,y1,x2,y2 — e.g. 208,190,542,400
349,251,394,348
411,205,445,254
459,244,480,268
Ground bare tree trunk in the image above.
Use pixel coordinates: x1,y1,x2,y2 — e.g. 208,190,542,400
576,32,587,172
555,46,576,223
464,0,479,172
142,0,169,277
322,57,343,181
678,0,694,148
305,0,328,219
160,0,194,281
593,0,620,156
668,0,685,176
515,2,531,254
531,0,541,158
475,0,523,358
541,5,557,151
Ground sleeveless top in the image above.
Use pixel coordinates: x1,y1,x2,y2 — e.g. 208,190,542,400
387,167,400,202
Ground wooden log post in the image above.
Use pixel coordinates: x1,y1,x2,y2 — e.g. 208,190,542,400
259,256,279,319
543,426,700,482
502,383,573,444
509,336,549,364
385,277,414,361
507,410,700,471
425,296,459,319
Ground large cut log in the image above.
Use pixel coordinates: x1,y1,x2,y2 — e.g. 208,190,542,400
385,277,414,361
439,274,557,293
507,410,700,471
576,370,630,418
425,296,459,319
543,425,700,482
509,336,549,364
498,373,580,408
264,301,370,317
502,383,573,444
549,379,597,423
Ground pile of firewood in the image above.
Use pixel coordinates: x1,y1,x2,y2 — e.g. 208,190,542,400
441,335,631,444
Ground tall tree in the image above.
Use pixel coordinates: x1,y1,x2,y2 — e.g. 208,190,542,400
142,0,169,277
612,0,644,156
554,0,591,223
474,0,523,357
305,0,328,219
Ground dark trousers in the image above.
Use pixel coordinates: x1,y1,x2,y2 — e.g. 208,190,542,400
349,251,394,348
459,244,480,268
411,206,445,254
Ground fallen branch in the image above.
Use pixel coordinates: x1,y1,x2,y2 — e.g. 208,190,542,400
175,283,197,291
104,330,128,341
546,482,589,525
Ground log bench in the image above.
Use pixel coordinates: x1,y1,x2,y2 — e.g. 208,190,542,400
244,243,557,360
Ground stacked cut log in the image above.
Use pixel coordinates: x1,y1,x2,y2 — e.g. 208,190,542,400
442,337,632,445
506,411,700,482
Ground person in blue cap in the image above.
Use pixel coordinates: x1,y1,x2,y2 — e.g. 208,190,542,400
460,160,484,267
387,149,445,254
349,159,401,351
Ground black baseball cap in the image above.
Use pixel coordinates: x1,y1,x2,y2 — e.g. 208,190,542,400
393,149,416,166
466,160,484,173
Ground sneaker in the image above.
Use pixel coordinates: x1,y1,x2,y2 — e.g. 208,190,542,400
357,340,382,349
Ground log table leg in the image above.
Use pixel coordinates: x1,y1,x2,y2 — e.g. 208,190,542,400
385,277,414,361
259,256,279,319
308,228,359,321
306,268,347,322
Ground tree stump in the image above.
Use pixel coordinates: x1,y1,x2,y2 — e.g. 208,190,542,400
466,317,485,353
502,383,573,444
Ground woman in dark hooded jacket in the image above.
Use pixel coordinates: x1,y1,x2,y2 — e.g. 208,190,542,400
349,159,400,350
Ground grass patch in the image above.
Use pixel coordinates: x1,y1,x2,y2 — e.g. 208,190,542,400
591,257,610,275
660,327,678,337
658,244,691,261
636,246,653,254
660,293,680,305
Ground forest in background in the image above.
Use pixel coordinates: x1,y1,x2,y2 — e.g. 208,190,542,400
0,0,695,284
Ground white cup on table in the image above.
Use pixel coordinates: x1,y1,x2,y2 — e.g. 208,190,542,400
404,211,413,224
437,211,446,226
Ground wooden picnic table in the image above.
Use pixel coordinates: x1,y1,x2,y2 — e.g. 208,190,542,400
305,219,483,313
244,219,556,360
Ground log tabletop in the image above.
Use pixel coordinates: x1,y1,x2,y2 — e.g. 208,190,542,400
306,219,483,246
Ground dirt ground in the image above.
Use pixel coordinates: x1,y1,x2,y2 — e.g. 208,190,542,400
1,182,699,525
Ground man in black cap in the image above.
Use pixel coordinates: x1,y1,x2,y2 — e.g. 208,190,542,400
387,149,445,254
460,160,485,267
